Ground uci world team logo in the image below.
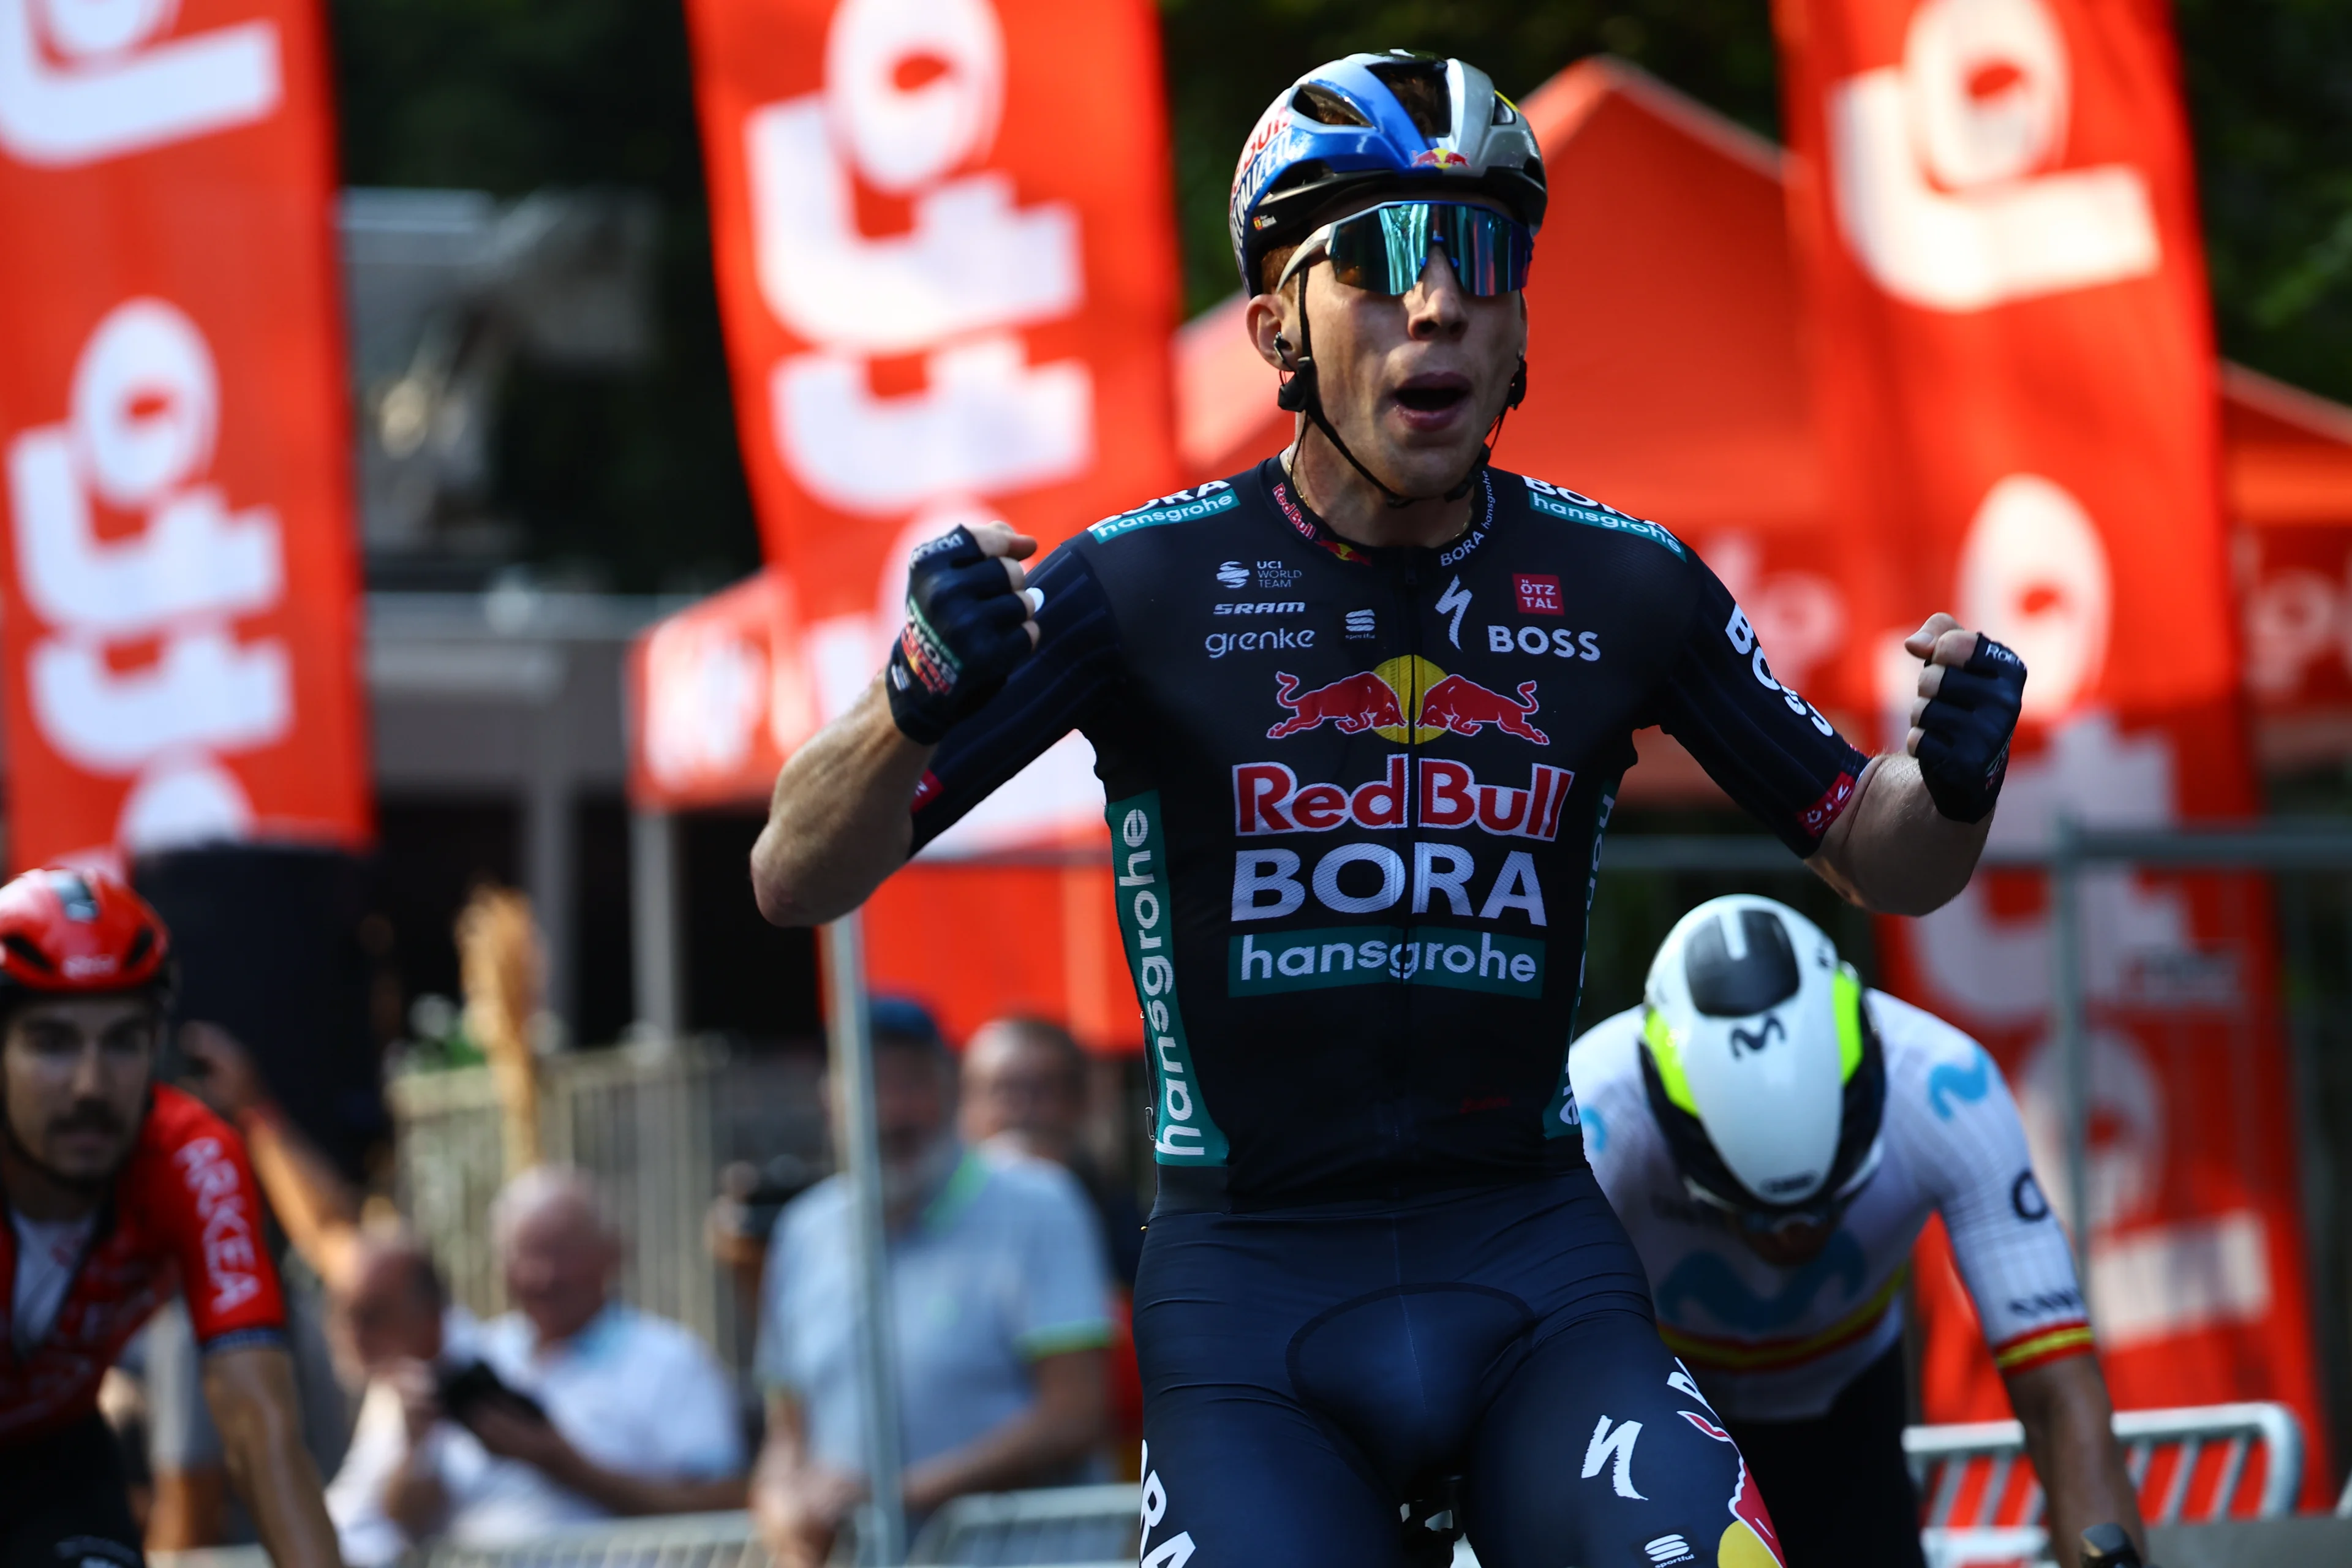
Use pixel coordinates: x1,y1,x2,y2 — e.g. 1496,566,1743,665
1267,655,1547,745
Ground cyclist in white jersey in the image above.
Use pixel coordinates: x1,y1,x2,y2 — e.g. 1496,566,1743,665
1569,895,2146,1566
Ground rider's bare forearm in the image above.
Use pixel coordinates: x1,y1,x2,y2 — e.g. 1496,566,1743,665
751,681,935,927
204,1346,345,1568
2008,1356,2146,1562
1807,754,1991,916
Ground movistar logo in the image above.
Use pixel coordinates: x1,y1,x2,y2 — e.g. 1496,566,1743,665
1729,1015,1784,1057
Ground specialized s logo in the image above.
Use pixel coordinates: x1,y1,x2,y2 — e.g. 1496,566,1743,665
1267,657,1547,745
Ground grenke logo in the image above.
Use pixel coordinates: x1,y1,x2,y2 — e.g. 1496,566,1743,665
1235,757,1573,842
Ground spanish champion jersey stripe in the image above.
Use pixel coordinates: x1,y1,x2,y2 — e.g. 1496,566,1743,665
1991,1320,2097,1373
1659,1264,1909,1373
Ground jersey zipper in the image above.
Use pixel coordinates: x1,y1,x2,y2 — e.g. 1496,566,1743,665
1389,552,1427,1175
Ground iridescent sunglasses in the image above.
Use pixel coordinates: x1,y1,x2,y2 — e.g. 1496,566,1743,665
1276,200,1536,298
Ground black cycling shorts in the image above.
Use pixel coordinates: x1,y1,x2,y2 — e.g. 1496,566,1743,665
1,1412,147,1568
1134,1170,1787,1567
1724,1342,1928,1568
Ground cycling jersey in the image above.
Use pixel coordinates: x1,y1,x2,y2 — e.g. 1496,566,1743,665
1569,990,2091,1422
916,458,1869,1206
1,1085,287,1446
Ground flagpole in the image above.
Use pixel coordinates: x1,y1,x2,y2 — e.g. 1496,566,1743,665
822,911,906,1565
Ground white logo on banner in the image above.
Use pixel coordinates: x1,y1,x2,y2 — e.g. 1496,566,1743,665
643,616,769,790
0,0,282,166
1828,0,2160,311
745,0,1090,514
2,298,292,849
728,0,1102,853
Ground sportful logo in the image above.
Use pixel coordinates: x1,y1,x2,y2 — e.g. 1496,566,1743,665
1266,656,1547,745
1089,481,1237,541
1344,608,1375,638
1234,756,1573,842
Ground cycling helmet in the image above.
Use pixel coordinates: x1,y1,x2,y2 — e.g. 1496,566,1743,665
1638,896,1885,1215
0,866,173,1009
1230,50,1547,296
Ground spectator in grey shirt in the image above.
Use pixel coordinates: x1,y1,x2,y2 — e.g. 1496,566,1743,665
751,1000,1109,1568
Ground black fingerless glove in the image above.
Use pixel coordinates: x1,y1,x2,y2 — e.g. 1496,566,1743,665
1915,635,2026,823
884,526,1037,745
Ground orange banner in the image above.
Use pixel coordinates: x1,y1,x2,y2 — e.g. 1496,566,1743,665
0,0,370,869
671,0,1182,1044
1775,0,2326,1487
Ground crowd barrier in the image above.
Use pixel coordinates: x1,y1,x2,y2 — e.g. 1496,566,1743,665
149,1404,2334,1568
1908,1401,2304,1566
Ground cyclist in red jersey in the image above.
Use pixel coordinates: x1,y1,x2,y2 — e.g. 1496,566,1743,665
0,867,342,1568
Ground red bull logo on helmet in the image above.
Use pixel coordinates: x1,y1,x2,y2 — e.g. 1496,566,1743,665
1412,148,1471,169
1267,656,1548,745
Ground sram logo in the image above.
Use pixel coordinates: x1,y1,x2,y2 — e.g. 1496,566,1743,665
1234,757,1574,841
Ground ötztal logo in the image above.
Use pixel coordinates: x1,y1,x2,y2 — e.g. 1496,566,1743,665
1235,756,1573,842
1266,655,1547,745
1513,573,1562,616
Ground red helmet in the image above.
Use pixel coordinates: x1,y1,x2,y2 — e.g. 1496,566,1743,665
0,866,172,1004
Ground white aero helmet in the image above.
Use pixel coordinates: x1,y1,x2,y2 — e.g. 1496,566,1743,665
1638,895,1886,1215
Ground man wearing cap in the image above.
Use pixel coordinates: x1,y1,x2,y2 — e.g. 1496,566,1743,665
750,1000,1111,1568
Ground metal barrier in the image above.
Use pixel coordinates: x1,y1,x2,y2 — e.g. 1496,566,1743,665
1908,1402,2304,1567
908,1484,1138,1566
389,1039,827,1363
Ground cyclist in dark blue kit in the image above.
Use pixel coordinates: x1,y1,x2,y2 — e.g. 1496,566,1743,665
752,51,2026,1568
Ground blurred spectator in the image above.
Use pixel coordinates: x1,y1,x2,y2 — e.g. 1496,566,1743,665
345,1167,745,1552
959,1017,1145,1286
181,1028,748,1549
752,1000,1109,1568
318,1230,478,1566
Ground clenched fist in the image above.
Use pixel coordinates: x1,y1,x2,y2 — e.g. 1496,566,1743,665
1903,614,2026,824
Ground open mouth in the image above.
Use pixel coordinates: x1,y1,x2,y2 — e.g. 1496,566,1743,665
1392,374,1471,415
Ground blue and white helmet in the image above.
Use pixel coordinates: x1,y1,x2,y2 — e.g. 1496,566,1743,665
1229,51,1547,296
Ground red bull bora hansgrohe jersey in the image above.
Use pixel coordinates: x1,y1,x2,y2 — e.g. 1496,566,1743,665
912,459,1870,1205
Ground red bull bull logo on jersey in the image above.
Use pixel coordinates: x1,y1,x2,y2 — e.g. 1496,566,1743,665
1267,656,1548,745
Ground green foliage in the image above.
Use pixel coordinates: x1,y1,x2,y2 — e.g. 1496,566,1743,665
1157,1,1781,314
328,0,758,591
2177,0,2352,405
